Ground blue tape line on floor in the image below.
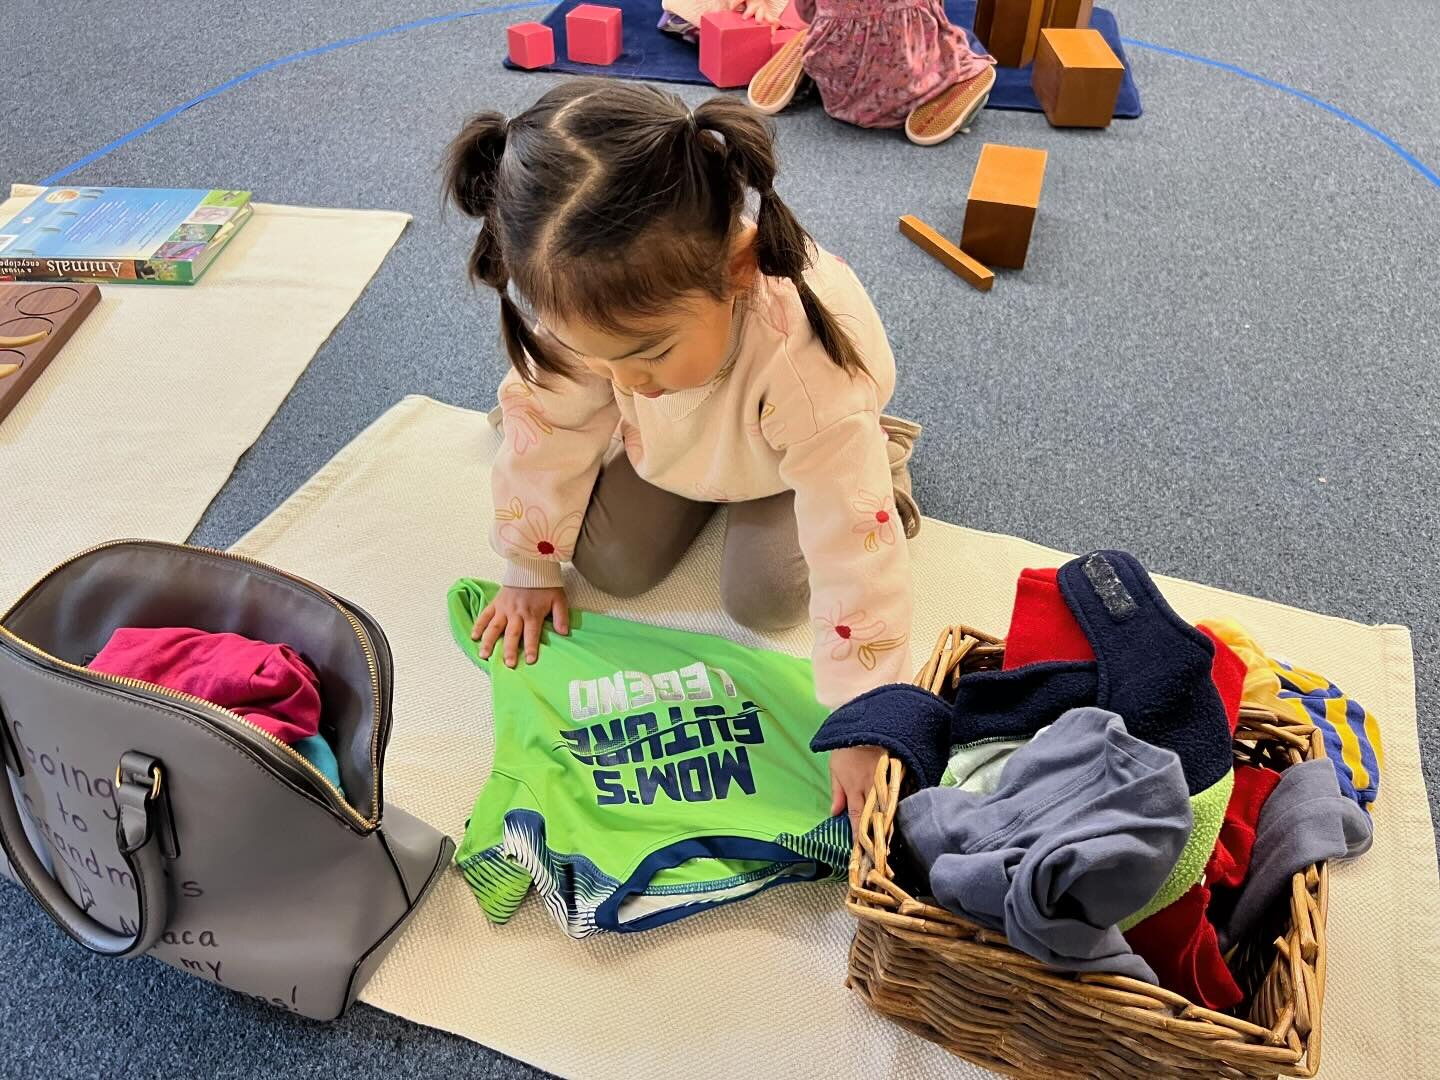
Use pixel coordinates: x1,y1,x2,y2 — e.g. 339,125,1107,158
39,1,553,185
1121,37,1440,191
37,12,1440,193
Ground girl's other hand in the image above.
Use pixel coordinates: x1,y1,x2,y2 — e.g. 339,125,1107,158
829,745,886,834
732,0,782,25
472,586,570,667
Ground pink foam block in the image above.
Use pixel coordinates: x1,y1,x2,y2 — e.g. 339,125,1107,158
771,26,801,55
565,4,623,65
507,22,555,69
699,12,772,88
779,1,809,29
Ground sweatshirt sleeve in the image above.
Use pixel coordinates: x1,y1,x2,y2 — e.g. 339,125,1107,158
491,367,619,588
778,409,914,708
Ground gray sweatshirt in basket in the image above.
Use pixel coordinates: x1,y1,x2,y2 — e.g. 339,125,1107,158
897,707,1192,984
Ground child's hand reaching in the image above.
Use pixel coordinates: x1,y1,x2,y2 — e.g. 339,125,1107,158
472,585,570,667
730,0,782,25
829,744,886,834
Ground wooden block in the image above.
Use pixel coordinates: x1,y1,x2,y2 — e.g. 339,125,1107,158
972,0,1045,68
565,4,622,66
0,283,102,426
699,12,773,87
1041,0,1093,28
1032,28,1124,128
961,144,1048,270
507,22,555,69
898,216,994,292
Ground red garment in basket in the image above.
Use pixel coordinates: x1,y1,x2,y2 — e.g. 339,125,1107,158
1123,882,1242,1010
1000,567,1247,731
90,627,322,744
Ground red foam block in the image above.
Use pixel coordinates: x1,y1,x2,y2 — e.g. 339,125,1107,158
507,22,555,69
566,3,622,66
771,26,801,55
699,12,772,88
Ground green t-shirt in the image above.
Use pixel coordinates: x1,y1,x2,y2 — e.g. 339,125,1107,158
449,580,850,937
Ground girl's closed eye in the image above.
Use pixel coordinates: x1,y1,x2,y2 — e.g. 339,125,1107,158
643,348,673,365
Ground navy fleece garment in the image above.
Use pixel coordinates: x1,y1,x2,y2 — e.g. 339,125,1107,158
1213,759,1373,950
813,551,1233,793
897,708,1192,983
811,682,952,788
1055,552,1231,794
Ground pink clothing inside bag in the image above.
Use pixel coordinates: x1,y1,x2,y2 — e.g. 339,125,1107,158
89,627,323,745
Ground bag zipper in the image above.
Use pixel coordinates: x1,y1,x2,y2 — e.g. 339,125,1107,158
0,539,383,830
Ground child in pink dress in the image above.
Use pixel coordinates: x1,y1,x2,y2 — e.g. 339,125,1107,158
746,0,996,146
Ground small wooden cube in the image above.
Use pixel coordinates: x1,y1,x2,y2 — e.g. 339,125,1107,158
1042,0,1093,28
507,22,555,69
973,0,1045,67
699,12,772,88
566,4,622,66
1031,28,1124,128
961,144,1048,270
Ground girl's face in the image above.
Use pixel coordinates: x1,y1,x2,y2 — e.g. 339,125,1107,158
537,229,757,399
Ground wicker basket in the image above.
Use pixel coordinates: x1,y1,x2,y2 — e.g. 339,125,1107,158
845,625,1328,1080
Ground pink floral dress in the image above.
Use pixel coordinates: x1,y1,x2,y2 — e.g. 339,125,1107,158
796,0,995,128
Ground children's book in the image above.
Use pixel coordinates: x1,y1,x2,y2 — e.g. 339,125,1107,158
0,187,253,285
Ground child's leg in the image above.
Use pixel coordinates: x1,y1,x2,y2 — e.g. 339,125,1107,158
720,493,810,632
573,454,715,598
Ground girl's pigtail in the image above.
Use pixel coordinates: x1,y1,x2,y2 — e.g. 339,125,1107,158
692,98,866,377
444,111,562,382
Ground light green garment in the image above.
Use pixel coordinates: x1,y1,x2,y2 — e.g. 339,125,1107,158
940,728,1049,794
449,579,850,938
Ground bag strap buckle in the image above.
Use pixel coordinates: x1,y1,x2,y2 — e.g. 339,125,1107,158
115,761,163,802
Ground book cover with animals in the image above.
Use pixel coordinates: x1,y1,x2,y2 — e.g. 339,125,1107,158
0,187,253,285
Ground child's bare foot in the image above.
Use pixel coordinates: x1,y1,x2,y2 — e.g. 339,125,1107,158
904,66,996,147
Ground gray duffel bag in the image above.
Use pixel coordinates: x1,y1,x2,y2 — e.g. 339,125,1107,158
0,540,453,1020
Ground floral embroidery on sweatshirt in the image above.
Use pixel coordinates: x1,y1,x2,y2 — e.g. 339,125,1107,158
499,382,554,456
495,498,581,561
853,491,899,553
814,602,908,671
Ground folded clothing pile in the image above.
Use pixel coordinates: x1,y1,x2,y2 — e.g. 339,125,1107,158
815,549,1379,1008
89,627,346,796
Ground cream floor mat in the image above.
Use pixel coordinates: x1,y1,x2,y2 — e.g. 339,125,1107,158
0,183,408,605
234,396,1439,1080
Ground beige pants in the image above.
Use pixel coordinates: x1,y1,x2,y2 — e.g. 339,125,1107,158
570,415,922,633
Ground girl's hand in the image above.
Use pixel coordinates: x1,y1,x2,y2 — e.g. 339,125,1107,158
731,0,782,25
829,745,886,834
472,586,570,667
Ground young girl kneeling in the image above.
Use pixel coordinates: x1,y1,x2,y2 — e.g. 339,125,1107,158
445,79,918,825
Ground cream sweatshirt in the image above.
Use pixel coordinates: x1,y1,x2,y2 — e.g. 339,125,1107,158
491,248,913,707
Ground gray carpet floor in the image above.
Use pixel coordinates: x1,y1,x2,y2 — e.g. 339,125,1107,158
4,0,1437,1076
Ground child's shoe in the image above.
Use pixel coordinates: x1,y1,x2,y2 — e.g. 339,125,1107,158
904,66,996,147
748,29,809,115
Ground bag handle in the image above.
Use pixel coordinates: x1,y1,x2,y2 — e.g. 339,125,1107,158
0,748,172,957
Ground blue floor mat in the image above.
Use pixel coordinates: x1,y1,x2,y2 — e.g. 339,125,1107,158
502,1,1142,118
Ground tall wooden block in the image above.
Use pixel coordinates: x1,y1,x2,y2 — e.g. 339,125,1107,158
1032,29,1124,128
961,144,1048,270
1042,0,1093,28
973,0,1045,67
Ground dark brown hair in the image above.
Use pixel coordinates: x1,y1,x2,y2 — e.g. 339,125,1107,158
443,78,864,382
